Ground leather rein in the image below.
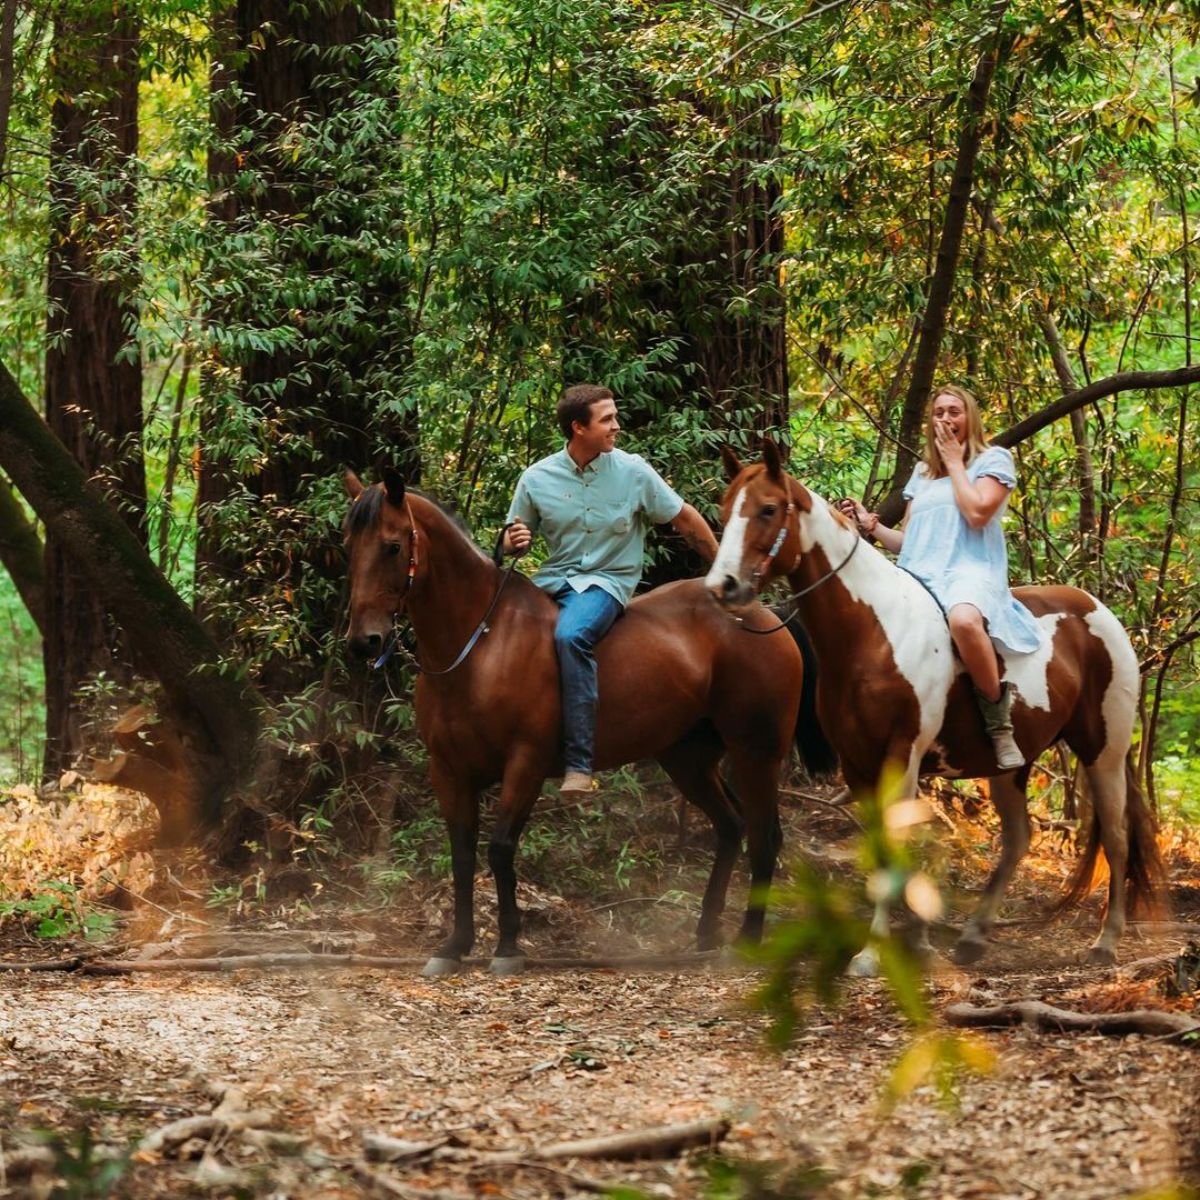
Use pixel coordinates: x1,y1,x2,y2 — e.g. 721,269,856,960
371,508,519,676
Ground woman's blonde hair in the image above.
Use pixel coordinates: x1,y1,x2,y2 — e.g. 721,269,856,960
922,384,989,478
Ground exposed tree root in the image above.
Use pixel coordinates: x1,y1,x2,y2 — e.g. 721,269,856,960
946,1001,1200,1040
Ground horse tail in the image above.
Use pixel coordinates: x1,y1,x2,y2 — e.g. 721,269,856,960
1055,756,1166,918
778,609,839,781
1122,758,1168,919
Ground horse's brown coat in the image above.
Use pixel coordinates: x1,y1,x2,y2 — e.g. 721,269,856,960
345,476,813,969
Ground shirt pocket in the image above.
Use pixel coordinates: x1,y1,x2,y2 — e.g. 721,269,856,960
601,496,634,535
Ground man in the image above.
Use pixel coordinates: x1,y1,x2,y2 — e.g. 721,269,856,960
504,384,719,796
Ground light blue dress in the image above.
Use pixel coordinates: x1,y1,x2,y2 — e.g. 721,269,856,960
897,445,1045,655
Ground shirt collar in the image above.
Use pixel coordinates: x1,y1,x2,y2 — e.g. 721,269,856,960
558,444,604,476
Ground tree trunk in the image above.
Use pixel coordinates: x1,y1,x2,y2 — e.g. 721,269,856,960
42,0,145,777
0,0,17,177
0,358,261,835
889,2,1010,492
0,473,45,632
593,82,789,587
198,0,414,683
1037,305,1098,556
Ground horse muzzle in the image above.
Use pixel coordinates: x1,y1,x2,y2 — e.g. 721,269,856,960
708,573,757,610
347,631,384,660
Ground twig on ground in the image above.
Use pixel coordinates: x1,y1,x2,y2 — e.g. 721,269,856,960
83,950,723,974
513,1116,730,1162
362,1133,452,1163
0,956,80,972
584,895,696,914
350,1159,472,1200
780,788,865,828
476,1158,611,1192
945,1000,1200,1040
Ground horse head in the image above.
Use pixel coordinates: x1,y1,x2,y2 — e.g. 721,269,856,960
706,440,807,607
706,441,861,610
343,466,417,660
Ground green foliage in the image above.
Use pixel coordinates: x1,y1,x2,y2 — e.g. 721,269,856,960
28,1121,132,1199
0,0,1196,817
0,880,117,942
749,768,995,1115
0,572,43,785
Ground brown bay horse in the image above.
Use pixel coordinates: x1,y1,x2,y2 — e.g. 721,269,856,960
344,468,833,975
706,443,1163,972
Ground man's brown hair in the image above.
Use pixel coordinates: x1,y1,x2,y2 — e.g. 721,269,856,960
557,384,613,441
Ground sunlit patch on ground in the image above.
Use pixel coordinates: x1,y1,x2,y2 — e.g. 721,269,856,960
0,783,158,935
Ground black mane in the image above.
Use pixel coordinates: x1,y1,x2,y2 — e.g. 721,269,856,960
345,484,489,558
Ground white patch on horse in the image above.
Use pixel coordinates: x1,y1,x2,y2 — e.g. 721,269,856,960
802,498,953,759
1003,613,1066,711
707,488,750,589
1084,601,1139,765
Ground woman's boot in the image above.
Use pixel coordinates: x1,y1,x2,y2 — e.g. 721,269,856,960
974,682,1024,771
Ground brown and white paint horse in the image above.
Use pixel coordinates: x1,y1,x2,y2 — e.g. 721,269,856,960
707,442,1163,972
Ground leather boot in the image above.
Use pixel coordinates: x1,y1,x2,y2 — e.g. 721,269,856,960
975,682,1024,771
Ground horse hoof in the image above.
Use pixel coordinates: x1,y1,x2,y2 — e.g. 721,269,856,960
846,948,880,978
951,938,987,966
1085,945,1117,967
421,956,463,977
488,956,527,976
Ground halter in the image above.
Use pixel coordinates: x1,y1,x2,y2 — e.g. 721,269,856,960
734,504,861,636
751,499,795,586
371,512,519,676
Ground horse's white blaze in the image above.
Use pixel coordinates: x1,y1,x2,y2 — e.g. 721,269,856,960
803,502,952,757
1003,613,1066,712
1085,602,1139,764
708,487,751,589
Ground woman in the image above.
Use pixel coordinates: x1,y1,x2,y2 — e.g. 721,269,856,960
840,385,1045,771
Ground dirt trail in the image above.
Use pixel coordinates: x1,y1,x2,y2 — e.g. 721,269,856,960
3,923,1198,1199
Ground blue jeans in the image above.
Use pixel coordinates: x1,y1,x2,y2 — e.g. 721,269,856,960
551,584,623,774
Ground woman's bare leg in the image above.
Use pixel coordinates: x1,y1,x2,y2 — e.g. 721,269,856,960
947,604,1000,698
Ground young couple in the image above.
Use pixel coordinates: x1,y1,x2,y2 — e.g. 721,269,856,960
508,382,1035,794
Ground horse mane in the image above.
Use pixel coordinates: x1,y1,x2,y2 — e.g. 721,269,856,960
345,484,491,563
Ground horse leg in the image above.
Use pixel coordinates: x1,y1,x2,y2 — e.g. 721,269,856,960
952,771,1031,965
847,751,921,978
657,738,743,951
724,747,785,946
1083,755,1130,964
486,752,548,973
424,762,480,977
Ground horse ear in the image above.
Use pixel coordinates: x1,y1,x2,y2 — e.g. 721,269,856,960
762,438,784,481
380,466,406,508
720,445,744,482
344,470,364,501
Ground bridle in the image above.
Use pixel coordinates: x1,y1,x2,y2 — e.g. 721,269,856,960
368,506,519,676
732,492,860,636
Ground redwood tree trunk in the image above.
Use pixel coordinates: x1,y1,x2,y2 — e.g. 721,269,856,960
42,0,145,777
198,0,414,682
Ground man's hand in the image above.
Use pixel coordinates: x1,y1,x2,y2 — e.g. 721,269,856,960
504,518,532,556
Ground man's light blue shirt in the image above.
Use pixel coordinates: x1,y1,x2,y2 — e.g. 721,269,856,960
506,447,684,607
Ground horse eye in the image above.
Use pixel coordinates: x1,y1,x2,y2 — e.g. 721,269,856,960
383,541,403,558
759,505,778,519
